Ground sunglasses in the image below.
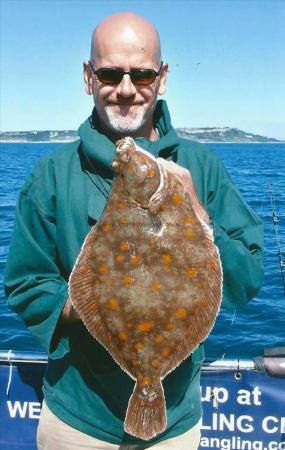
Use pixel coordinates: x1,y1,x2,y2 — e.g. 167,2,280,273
89,61,163,86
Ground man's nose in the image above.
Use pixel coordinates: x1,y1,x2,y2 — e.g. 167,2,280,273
117,74,136,97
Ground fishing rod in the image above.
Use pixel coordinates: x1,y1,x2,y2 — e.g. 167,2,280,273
268,184,285,296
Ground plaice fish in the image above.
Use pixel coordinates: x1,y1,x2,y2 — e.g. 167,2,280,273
69,137,223,440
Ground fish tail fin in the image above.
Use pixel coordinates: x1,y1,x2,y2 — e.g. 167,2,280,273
124,378,166,440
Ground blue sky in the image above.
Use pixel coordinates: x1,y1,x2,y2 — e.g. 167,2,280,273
1,0,284,138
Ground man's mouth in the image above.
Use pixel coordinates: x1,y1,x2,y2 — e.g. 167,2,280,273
106,101,143,107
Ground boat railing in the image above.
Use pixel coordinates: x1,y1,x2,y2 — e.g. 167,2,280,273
1,348,284,377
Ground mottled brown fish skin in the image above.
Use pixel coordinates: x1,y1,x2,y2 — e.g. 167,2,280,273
69,137,223,440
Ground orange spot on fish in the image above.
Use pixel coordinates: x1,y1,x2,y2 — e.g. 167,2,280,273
118,332,128,341
80,265,90,274
161,255,172,265
176,308,187,319
146,168,155,177
161,347,171,357
122,276,135,286
120,216,128,225
103,223,111,232
165,323,174,331
107,298,119,310
172,193,183,205
131,359,138,367
196,281,204,289
127,322,133,329
106,277,114,285
185,229,195,239
107,204,113,212
119,241,130,251
98,264,109,274
135,342,144,351
138,322,154,332
155,335,163,343
116,254,125,263
142,376,152,385
151,282,161,291
131,255,141,266
186,267,197,278
118,202,126,209
90,303,97,310
185,215,195,224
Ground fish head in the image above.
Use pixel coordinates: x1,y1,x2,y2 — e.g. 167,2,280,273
112,137,161,209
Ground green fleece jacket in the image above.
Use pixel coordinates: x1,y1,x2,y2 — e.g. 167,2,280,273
4,100,263,444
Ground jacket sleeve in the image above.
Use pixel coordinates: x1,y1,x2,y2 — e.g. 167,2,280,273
205,151,264,309
4,164,70,359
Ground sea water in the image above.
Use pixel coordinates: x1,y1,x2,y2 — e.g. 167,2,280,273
0,142,284,359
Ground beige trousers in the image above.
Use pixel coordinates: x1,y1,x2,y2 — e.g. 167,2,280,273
37,401,201,450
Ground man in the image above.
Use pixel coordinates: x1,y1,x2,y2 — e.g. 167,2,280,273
4,12,264,450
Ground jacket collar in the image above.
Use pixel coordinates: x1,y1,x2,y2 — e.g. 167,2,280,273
78,100,179,178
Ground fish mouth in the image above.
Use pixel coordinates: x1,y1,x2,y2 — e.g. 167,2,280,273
116,137,136,154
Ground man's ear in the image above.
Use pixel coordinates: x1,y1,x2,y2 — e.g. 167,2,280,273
83,61,93,95
158,63,168,96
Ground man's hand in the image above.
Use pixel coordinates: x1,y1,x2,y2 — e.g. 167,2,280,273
157,158,210,224
61,297,81,323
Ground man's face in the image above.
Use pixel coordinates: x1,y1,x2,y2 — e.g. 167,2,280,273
84,34,167,139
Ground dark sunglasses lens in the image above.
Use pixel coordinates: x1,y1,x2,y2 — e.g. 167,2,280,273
95,68,158,85
131,70,156,85
96,68,123,84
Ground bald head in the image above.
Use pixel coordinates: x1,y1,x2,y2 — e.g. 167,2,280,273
91,12,161,66
84,12,167,141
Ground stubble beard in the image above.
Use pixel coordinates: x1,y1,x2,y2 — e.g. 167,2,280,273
104,105,147,135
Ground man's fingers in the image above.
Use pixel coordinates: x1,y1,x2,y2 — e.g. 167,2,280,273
157,158,210,224
157,158,192,183
61,298,81,323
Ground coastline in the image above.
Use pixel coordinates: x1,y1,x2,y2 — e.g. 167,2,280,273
1,140,284,144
